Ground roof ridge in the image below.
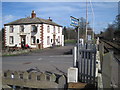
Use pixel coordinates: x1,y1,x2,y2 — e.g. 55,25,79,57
4,17,62,27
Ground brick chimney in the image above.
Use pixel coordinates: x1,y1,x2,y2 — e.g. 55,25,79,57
31,10,36,18
48,17,52,21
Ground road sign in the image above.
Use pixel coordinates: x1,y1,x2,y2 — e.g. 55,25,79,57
70,16,79,27
70,16,80,68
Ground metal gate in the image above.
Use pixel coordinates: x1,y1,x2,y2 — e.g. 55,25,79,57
78,43,96,84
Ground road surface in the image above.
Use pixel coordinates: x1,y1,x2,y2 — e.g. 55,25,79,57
2,45,74,75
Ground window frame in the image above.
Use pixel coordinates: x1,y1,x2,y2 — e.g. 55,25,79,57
58,36,60,43
9,26,14,33
20,25,24,32
58,27,60,33
47,25,50,33
31,25,37,32
31,36,36,45
53,26,55,34
47,36,50,45
9,36,14,44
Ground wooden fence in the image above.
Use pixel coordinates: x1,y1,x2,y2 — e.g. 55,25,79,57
2,70,66,89
78,43,96,84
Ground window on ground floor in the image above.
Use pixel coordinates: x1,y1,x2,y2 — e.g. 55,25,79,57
31,36,36,44
37,39,39,43
51,39,53,43
47,36,50,45
58,36,60,43
9,36,14,44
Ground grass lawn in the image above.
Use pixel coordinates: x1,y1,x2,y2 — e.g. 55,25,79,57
65,39,77,44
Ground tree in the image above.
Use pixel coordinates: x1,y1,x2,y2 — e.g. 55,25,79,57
115,14,120,30
99,13,120,41
63,27,77,40
62,26,68,40
102,23,116,40
0,28,5,48
113,14,120,41
63,17,92,40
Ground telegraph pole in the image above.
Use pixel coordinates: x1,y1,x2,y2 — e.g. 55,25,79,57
85,0,88,42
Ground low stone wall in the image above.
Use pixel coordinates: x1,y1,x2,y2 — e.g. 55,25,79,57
2,49,35,56
2,70,66,89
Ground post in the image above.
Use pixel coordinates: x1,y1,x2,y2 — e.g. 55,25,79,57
77,19,80,63
73,46,77,67
77,26,80,63
85,0,88,42
70,16,80,65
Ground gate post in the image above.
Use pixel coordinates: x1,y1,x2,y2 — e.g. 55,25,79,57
73,46,77,67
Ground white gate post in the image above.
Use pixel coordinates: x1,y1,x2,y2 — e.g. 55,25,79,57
73,46,77,67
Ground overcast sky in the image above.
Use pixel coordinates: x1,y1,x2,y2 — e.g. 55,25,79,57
2,1,118,34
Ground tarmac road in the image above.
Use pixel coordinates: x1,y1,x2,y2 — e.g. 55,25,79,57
2,45,74,75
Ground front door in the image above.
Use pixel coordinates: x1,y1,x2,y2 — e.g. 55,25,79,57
21,35,26,48
53,34,56,46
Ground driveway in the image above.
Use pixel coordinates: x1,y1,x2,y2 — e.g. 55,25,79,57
2,45,74,75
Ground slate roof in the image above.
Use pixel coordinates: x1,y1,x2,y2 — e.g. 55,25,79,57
4,17,62,27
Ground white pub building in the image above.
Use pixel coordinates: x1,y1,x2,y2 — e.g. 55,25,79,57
4,11,64,49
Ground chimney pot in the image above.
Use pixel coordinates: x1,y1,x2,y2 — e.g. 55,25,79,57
48,17,52,21
31,10,36,18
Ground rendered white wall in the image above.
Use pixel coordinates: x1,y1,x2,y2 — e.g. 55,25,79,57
5,23,64,49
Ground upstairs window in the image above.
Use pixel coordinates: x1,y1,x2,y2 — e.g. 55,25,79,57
47,25,50,33
20,25,24,32
53,26,55,33
31,25,37,32
9,36,14,44
58,27,60,33
9,26,14,33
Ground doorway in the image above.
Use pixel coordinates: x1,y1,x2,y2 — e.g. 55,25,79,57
20,35,26,48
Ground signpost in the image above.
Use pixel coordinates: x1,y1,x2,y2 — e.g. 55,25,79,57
70,16,80,67
70,16,79,27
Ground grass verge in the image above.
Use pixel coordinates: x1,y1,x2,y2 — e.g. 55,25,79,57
65,39,76,44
